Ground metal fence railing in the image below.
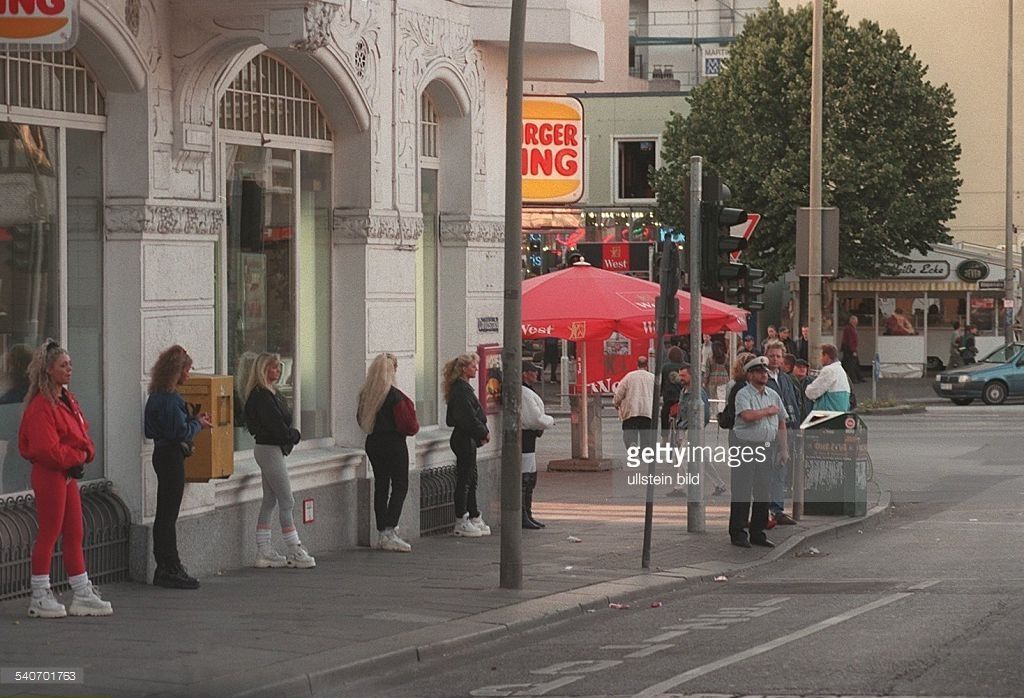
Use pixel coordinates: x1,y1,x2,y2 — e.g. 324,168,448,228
419,465,457,537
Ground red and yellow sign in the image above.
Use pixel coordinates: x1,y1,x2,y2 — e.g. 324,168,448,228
0,0,77,49
522,96,584,204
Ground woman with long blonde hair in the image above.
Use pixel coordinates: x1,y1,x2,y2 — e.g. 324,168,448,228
144,345,212,589
243,352,312,568
443,353,490,537
19,339,110,618
357,353,418,552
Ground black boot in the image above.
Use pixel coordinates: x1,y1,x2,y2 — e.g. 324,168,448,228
522,474,541,529
525,473,545,528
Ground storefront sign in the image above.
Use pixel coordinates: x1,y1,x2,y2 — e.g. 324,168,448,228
575,242,650,274
522,96,584,205
883,260,950,279
978,279,1005,290
477,316,499,333
0,0,78,50
956,259,990,282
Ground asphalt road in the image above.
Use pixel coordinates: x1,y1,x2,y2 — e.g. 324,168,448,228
353,406,1024,697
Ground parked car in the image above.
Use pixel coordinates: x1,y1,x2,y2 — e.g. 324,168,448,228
932,342,1024,405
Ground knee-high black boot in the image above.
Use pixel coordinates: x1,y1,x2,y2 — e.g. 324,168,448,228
522,474,541,529
526,472,545,528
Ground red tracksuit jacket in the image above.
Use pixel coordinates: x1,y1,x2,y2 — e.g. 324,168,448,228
19,391,95,472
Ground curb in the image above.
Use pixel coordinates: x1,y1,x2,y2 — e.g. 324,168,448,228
857,405,927,415
224,489,893,698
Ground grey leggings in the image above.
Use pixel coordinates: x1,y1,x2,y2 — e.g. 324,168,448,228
254,445,296,531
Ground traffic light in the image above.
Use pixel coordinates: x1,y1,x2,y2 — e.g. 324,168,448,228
700,174,752,303
726,266,766,311
655,240,681,331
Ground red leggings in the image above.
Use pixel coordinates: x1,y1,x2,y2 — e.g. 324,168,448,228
31,466,86,577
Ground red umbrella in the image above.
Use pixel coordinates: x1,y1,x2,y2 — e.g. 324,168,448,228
522,262,747,341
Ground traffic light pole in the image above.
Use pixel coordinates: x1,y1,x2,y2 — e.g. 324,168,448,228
808,0,824,366
688,156,706,533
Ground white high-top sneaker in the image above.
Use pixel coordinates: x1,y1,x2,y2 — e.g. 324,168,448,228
453,514,482,537
27,588,66,619
469,516,491,536
380,527,412,553
67,583,113,617
255,544,288,568
286,543,316,569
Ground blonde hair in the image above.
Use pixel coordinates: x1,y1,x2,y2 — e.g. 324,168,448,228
732,352,755,382
357,353,397,434
243,352,280,402
149,345,192,394
442,353,477,402
25,339,68,403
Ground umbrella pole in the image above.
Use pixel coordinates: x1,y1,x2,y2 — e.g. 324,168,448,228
580,345,589,460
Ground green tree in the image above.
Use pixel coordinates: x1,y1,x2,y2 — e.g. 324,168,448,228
652,0,961,281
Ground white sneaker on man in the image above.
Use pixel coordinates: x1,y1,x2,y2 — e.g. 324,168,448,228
255,544,288,568
453,514,483,537
380,528,412,552
286,544,316,569
67,584,113,617
27,588,66,619
469,516,491,536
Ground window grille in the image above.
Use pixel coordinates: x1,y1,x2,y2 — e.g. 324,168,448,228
420,93,438,160
218,53,331,141
0,50,105,116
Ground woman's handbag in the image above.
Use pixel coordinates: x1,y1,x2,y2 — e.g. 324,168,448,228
393,393,420,436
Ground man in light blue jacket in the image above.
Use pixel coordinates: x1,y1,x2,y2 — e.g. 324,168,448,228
805,344,851,412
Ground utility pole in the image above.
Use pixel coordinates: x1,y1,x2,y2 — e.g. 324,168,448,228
500,0,527,590
808,0,824,365
687,156,705,533
1005,0,1015,343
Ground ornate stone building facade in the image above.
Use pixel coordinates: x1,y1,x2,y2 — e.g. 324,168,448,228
0,0,603,577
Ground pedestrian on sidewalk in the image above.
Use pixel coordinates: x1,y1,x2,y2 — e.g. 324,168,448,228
543,338,560,384
729,356,788,549
841,316,865,383
805,344,851,412
763,341,799,526
521,361,554,529
145,346,212,589
443,353,491,538
660,346,685,433
244,352,315,568
703,341,730,403
357,353,419,552
20,339,112,618
613,355,655,452
796,326,810,361
948,321,964,369
779,327,797,356
961,325,978,364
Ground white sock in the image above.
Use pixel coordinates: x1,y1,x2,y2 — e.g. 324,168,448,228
31,575,50,593
283,528,300,546
69,573,90,593
256,528,271,546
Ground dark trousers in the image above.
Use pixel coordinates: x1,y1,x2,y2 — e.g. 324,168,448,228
729,441,775,542
152,444,186,568
451,433,480,519
842,349,864,383
366,434,409,531
621,416,653,451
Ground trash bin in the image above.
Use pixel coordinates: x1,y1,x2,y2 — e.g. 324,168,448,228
799,411,867,516
569,393,603,460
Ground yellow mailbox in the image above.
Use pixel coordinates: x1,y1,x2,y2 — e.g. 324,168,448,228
179,375,234,482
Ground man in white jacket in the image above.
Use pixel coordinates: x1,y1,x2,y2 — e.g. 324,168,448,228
805,344,851,412
522,362,555,529
613,356,655,451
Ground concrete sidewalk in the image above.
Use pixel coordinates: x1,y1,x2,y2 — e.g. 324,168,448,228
0,462,887,698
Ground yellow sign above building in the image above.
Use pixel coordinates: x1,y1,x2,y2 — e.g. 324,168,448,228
0,0,78,50
522,96,584,205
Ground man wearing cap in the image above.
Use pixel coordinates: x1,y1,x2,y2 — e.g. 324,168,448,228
742,335,759,356
791,359,813,422
520,362,554,530
729,356,789,548
613,356,655,451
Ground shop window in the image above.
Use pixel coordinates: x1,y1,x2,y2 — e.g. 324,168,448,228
616,139,657,201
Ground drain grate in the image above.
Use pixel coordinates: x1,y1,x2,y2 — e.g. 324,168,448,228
420,465,457,537
0,481,131,601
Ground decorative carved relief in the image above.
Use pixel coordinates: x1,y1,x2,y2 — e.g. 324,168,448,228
440,217,505,245
125,0,141,37
291,1,341,52
334,210,424,244
106,204,224,238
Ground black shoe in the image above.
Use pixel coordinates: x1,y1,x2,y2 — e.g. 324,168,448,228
154,564,200,590
775,513,797,525
522,516,542,530
730,536,752,548
750,537,776,548
528,516,546,529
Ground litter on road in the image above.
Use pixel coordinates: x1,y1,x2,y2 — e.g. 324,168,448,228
567,535,582,543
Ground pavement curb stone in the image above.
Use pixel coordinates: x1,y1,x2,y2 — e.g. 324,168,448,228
225,489,893,697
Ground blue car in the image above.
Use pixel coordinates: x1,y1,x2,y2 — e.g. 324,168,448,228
932,342,1024,405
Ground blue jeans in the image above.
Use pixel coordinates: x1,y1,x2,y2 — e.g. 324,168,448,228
769,431,794,516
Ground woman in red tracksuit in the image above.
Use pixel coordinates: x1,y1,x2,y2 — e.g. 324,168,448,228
19,340,112,618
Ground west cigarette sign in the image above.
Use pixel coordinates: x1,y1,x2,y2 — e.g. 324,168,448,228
0,0,78,50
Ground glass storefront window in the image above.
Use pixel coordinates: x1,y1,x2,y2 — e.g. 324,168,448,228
416,168,439,426
298,151,331,439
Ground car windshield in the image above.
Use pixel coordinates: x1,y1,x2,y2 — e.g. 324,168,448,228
982,343,1024,364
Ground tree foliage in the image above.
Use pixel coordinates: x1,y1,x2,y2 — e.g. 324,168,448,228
652,0,962,281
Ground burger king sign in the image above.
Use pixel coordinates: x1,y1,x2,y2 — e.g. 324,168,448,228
0,0,78,50
522,95,584,205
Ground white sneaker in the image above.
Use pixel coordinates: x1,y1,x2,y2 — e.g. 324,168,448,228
286,544,316,569
380,528,412,553
470,516,492,536
453,514,483,537
27,588,66,619
255,544,288,568
67,584,113,617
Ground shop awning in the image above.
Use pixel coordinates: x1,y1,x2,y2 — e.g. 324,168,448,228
828,279,981,293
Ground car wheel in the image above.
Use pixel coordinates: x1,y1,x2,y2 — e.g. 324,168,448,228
982,381,1007,405
950,397,974,406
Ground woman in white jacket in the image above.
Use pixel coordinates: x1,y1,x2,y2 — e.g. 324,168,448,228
521,361,555,529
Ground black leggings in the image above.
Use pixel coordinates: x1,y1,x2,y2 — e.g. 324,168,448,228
366,434,409,531
152,444,186,568
451,433,479,519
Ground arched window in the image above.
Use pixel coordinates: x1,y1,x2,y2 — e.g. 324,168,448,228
0,50,105,116
218,53,333,454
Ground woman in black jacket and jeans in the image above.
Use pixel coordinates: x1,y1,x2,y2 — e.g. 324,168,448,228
243,352,313,569
443,353,490,537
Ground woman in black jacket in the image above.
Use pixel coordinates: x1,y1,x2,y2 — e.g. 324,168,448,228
243,353,313,569
442,353,490,537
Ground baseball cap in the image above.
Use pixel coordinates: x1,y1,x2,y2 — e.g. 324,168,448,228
743,356,770,372
743,334,754,341
795,358,810,367
522,360,542,373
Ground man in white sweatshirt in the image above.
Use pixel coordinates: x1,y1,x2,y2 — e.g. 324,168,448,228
613,356,655,451
521,362,555,529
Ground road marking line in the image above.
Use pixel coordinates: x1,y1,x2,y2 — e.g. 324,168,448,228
623,644,675,658
632,592,913,698
756,596,791,606
644,630,690,642
907,579,942,590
